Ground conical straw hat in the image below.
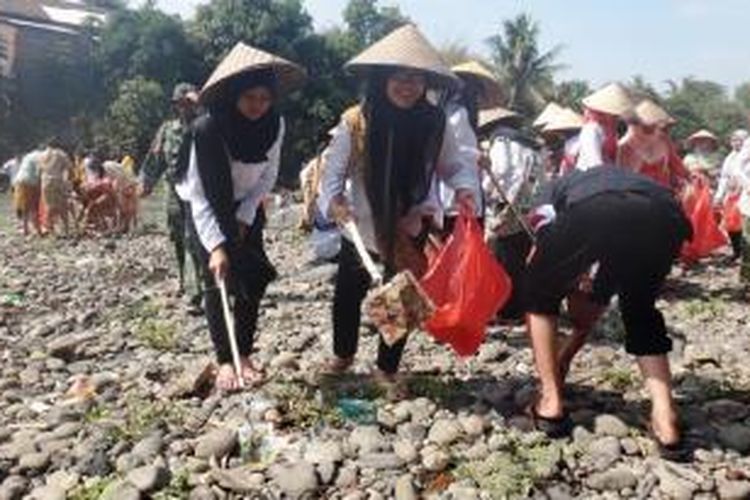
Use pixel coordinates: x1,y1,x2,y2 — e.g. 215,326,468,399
346,24,459,88
686,129,719,146
542,107,584,133
634,99,674,126
582,82,633,116
478,106,520,133
533,102,564,128
200,42,306,104
452,60,503,108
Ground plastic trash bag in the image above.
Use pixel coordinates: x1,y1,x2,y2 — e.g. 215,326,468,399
722,193,742,233
420,214,512,356
680,180,728,262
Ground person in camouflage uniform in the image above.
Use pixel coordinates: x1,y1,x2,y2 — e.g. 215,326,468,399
140,83,204,309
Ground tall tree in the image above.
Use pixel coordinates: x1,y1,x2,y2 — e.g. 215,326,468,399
554,79,591,111
343,0,408,50
486,14,563,115
627,75,661,103
735,82,750,112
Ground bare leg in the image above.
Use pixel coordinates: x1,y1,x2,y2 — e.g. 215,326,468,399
527,313,564,418
636,355,680,445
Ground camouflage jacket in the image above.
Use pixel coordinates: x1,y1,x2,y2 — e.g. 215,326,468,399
140,118,192,191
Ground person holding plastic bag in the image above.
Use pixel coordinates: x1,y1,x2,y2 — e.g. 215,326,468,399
316,25,479,391
714,129,749,260
522,166,692,460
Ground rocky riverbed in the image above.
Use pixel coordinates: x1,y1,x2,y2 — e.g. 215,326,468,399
1,200,750,500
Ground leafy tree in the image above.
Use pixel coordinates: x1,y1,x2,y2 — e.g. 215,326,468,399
486,14,564,115
96,4,202,95
102,77,167,158
343,0,408,50
554,80,590,111
735,82,750,112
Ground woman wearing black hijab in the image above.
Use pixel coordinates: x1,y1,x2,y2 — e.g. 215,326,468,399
177,43,305,391
317,26,479,395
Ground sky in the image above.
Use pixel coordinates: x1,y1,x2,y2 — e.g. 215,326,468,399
131,0,749,93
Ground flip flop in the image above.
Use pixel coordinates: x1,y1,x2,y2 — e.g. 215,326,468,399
526,403,573,439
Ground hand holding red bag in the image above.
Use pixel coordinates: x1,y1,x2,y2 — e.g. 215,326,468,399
420,214,512,357
680,180,728,262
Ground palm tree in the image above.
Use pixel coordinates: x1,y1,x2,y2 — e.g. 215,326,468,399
486,14,564,115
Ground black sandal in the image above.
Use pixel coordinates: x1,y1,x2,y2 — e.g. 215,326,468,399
526,404,573,439
647,424,692,463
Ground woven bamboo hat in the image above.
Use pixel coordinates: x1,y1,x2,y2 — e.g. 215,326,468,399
686,129,719,147
582,82,633,116
634,99,675,127
478,106,520,133
345,24,459,88
451,60,503,108
200,42,306,104
542,107,584,133
532,102,564,128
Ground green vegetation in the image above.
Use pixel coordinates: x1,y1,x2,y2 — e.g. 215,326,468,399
69,476,116,500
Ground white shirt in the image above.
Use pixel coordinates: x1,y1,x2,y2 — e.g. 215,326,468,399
177,119,285,252
317,112,478,253
439,104,482,217
575,121,604,171
736,140,750,217
484,131,537,204
715,149,744,204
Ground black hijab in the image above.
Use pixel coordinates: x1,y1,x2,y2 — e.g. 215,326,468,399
363,70,446,265
193,68,281,243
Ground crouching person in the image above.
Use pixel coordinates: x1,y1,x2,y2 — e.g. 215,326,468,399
177,43,305,391
522,165,692,460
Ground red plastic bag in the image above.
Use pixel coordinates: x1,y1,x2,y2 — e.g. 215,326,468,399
723,194,742,233
420,214,512,356
680,181,728,262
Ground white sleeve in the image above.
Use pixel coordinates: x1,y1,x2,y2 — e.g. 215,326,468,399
436,115,481,196
575,123,604,170
177,145,226,253
714,154,732,203
316,119,352,218
236,119,285,227
485,137,520,202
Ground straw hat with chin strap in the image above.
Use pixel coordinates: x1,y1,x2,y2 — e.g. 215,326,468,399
199,42,306,105
345,24,459,89
582,82,633,117
542,107,584,133
478,106,520,134
634,99,675,127
451,60,503,108
686,129,719,147
533,102,564,128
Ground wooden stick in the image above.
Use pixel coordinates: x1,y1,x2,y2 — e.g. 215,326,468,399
343,220,383,284
480,161,536,242
216,277,244,389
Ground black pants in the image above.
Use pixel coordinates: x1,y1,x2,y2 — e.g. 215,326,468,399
490,231,533,320
333,239,406,374
191,210,276,364
523,191,689,356
729,231,743,259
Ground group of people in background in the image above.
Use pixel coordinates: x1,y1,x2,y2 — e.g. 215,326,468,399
6,22,750,463
4,142,139,237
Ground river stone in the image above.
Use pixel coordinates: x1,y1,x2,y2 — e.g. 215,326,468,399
126,464,170,493
586,465,638,491
210,467,264,493
269,462,319,499
194,428,237,459
428,419,463,446
593,414,630,438
394,474,418,500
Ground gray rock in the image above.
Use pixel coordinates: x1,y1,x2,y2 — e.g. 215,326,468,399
620,437,640,456
269,462,319,499
704,400,749,422
0,475,28,500
348,426,385,455
188,485,216,500
126,464,170,493
463,441,490,461
131,432,164,462
654,464,699,500
586,465,638,491
100,479,141,500
593,414,630,438
377,407,408,429
420,445,449,472
26,485,65,500
18,451,50,473
335,464,359,489
194,428,237,459
394,474,418,500
45,422,81,441
393,440,418,463
316,461,337,485
428,419,463,446
304,440,343,464
358,452,404,470
407,398,436,424
717,424,750,453
45,470,80,492
396,423,426,443
210,467,264,493
458,415,486,438
717,479,750,500
584,436,622,471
